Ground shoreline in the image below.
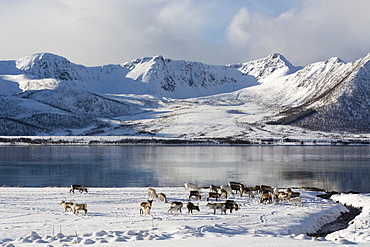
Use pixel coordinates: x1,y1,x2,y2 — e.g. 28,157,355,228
1,136,370,146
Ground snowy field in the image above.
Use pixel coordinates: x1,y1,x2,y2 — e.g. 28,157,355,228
1,187,370,246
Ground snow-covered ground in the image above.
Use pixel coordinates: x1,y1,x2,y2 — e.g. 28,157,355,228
328,193,370,243
0,187,369,246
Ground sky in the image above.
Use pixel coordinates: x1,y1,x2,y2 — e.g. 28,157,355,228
1,0,370,67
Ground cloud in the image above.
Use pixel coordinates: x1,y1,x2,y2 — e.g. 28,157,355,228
0,0,235,65
226,0,370,65
0,0,370,66
226,7,251,47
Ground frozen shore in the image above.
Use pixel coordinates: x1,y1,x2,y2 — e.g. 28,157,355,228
1,187,369,246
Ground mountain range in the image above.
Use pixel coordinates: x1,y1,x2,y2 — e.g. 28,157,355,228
1,51,370,139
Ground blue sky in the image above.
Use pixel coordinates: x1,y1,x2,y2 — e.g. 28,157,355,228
1,0,370,66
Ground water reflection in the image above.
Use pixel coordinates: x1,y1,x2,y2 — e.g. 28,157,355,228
0,145,369,192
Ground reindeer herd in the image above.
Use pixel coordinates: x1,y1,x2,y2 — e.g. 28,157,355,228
59,185,89,215
59,182,302,217
138,181,302,216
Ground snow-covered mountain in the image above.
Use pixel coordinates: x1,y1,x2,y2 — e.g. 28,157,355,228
255,53,370,132
1,52,370,138
228,53,301,80
1,53,259,98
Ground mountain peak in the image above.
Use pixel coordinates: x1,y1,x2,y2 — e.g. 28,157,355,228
153,55,164,60
233,52,301,80
267,52,283,59
326,56,345,64
15,53,78,81
265,53,297,69
16,53,70,71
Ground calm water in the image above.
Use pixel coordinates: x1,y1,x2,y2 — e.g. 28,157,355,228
0,145,370,192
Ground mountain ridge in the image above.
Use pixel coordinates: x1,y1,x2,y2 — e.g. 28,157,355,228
1,52,370,137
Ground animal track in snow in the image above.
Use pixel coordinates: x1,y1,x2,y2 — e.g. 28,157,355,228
259,215,266,223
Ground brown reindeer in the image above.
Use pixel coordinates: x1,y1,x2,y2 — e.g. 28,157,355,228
158,193,167,203
209,184,218,193
148,187,158,199
60,200,74,212
168,202,183,215
207,192,221,201
186,202,200,214
188,190,202,200
69,185,88,193
240,187,255,198
228,182,243,194
286,188,301,198
140,199,153,215
260,191,273,204
72,203,87,215
224,200,239,213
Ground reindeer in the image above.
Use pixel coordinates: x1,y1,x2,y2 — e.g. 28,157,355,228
60,200,74,212
240,186,254,199
220,185,233,195
209,184,218,193
274,191,290,203
260,191,273,204
206,202,226,214
253,185,261,193
220,189,228,199
72,203,87,215
188,190,202,200
228,182,243,194
168,202,183,215
224,200,239,213
207,192,221,201
69,185,88,193
286,188,301,198
186,202,200,214
148,187,158,199
158,193,167,203
260,185,274,194
140,199,153,215
184,183,201,192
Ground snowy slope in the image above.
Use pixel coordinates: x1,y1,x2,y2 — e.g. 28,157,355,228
1,52,370,137
255,53,370,132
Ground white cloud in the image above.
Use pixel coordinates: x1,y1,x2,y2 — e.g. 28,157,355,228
226,7,251,48
226,0,370,65
0,0,370,66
